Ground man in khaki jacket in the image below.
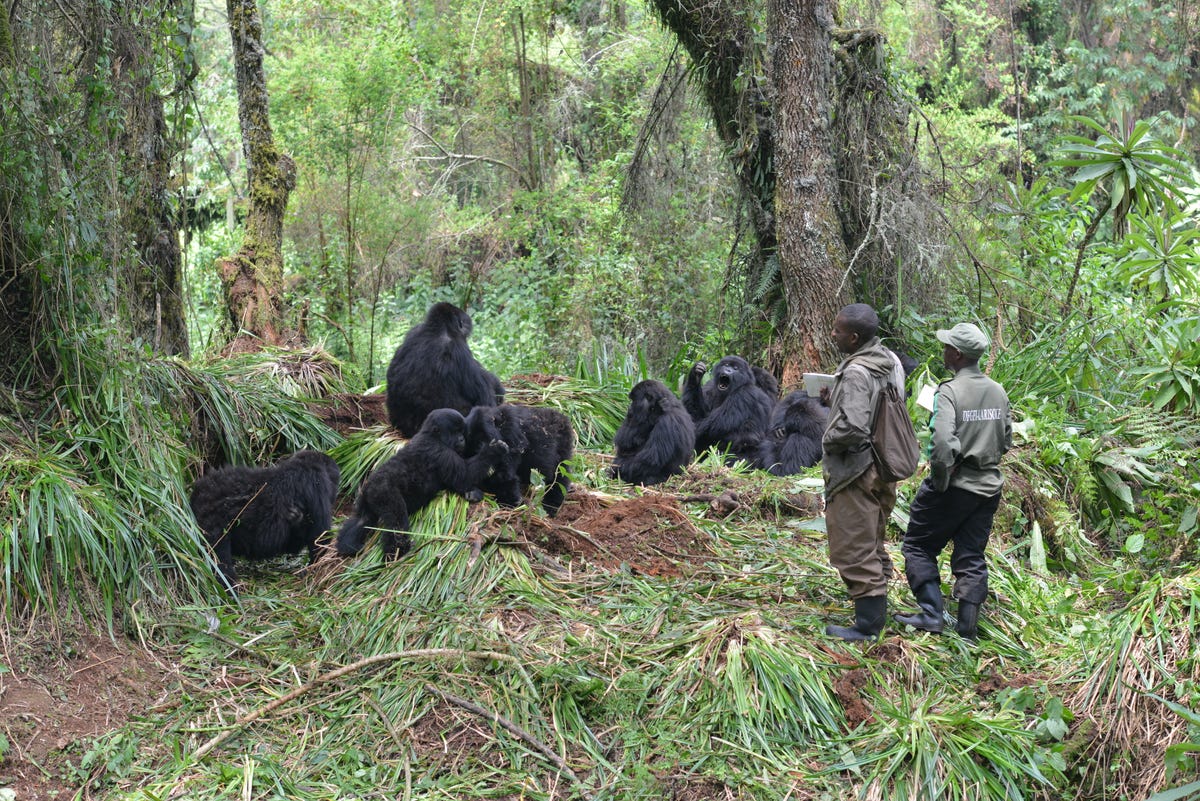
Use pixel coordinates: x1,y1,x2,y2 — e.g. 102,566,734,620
821,304,906,641
894,322,1011,641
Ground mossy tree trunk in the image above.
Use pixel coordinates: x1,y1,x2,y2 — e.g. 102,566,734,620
219,0,294,346
107,7,190,357
769,0,848,379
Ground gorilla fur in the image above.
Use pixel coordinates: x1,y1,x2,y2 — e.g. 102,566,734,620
610,379,695,486
189,449,340,589
466,403,575,516
385,302,505,437
337,409,509,559
683,356,773,464
683,357,777,421
756,390,830,475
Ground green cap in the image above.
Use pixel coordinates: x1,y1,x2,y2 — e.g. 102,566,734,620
936,322,989,359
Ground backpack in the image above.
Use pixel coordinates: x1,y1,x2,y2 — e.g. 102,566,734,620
869,381,919,482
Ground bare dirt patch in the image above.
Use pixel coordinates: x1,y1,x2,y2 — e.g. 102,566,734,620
521,492,713,577
0,631,179,801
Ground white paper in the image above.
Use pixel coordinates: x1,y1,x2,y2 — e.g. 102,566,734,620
916,382,937,412
802,372,836,397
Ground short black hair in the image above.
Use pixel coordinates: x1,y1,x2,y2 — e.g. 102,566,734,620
837,303,879,341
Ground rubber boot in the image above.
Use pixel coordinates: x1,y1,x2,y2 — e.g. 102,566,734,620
955,601,981,641
894,582,944,633
825,595,887,641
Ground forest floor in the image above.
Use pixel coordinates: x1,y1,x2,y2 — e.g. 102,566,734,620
0,479,832,801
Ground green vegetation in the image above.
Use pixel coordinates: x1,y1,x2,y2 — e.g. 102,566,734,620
2,0,1200,798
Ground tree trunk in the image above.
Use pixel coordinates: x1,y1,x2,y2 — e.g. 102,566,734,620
769,0,847,380
219,0,294,346
109,9,190,357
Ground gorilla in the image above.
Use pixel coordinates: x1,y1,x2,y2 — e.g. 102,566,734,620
752,366,780,401
385,302,505,437
189,449,341,590
465,403,575,516
756,390,830,475
683,356,774,464
683,357,777,422
610,379,695,486
336,409,509,559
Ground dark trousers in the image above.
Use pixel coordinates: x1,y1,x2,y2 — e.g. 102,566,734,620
901,480,1001,605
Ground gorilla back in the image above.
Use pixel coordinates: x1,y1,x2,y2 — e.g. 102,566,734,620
190,449,340,589
611,379,695,486
385,302,505,436
337,408,509,559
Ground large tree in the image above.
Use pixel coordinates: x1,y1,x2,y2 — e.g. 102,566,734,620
768,0,849,379
648,0,845,377
218,0,295,346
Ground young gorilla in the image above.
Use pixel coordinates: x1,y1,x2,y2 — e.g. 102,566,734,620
610,379,695,486
336,409,509,559
682,356,774,464
189,450,340,590
385,302,505,437
756,390,830,475
465,403,575,516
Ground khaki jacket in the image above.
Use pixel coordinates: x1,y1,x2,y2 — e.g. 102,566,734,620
822,338,905,496
928,364,1012,494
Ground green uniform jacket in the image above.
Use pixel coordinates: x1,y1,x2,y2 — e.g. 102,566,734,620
928,364,1012,494
822,337,906,496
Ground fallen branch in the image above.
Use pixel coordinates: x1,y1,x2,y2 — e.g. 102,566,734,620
193,648,516,759
423,683,591,798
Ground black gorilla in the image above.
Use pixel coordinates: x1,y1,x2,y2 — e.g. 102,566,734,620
752,366,780,401
465,403,575,516
683,356,773,464
683,357,777,422
337,409,509,559
756,390,830,475
189,450,340,589
610,380,695,486
385,302,505,437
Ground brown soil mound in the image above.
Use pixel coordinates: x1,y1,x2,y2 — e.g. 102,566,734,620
519,492,712,578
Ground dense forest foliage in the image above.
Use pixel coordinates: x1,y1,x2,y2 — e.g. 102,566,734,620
1,0,1200,798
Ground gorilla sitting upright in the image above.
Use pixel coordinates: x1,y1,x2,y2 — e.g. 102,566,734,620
336,409,509,559
610,379,695,486
385,302,505,437
465,403,575,516
756,390,830,475
683,356,773,465
190,449,341,590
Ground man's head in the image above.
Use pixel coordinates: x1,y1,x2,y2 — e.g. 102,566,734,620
831,304,879,355
936,322,989,370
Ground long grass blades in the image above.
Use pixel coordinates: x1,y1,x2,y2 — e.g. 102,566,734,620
653,613,845,753
832,684,1064,801
1066,568,1200,800
504,376,628,449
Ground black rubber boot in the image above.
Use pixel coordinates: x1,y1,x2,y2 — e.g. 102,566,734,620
955,601,981,641
894,582,944,633
825,595,887,641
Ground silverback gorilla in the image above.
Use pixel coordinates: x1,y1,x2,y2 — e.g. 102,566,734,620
336,409,509,559
610,379,695,485
756,390,829,475
465,404,575,516
189,450,341,590
682,356,773,464
385,302,505,437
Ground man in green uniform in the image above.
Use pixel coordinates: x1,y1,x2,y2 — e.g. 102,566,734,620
821,304,907,641
894,322,1011,641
